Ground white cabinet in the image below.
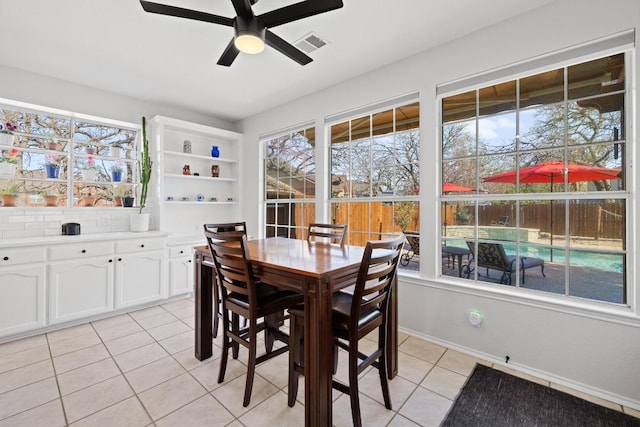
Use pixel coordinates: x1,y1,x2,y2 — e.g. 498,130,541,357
114,238,167,309
48,242,115,324
168,244,194,296
0,247,47,337
149,116,242,238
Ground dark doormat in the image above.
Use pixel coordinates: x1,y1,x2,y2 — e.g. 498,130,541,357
441,364,640,427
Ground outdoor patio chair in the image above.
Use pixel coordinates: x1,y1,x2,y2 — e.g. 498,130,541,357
400,232,420,266
491,215,509,226
463,241,545,285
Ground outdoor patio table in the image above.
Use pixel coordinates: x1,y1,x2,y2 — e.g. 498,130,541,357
442,246,472,277
194,238,399,426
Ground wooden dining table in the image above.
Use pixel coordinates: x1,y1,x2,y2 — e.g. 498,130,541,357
194,238,398,426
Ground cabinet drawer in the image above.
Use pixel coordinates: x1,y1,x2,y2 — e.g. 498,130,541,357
49,242,114,261
169,245,192,258
116,238,165,254
0,247,47,267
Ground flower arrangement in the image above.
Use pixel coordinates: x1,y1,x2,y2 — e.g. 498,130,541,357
0,148,19,164
0,122,17,135
45,154,61,166
110,160,123,172
84,155,99,170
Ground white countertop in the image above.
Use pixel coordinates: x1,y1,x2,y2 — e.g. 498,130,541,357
0,231,170,249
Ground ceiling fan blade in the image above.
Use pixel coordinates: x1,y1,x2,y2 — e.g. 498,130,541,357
217,39,240,67
230,0,254,17
265,30,312,66
259,0,343,28
140,0,234,26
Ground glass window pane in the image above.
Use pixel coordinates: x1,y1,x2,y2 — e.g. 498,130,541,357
478,112,516,154
393,201,419,233
479,81,516,117
520,68,564,108
519,105,565,150
569,250,625,303
568,96,624,145
568,53,625,99
442,90,476,124
442,119,476,159
479,154,516,194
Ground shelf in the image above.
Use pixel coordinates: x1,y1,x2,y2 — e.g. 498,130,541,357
164,173,237,182
163,200,237,205
165,150,237,163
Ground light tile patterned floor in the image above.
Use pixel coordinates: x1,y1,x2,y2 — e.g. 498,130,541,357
0,297,638,426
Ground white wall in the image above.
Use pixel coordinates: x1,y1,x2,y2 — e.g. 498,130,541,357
238,0,640,409
0,64,235,130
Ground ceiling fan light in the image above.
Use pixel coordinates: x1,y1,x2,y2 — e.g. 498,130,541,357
234,34,265,54
234,15,266,54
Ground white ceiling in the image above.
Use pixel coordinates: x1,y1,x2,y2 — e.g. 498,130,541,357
1,0,556,123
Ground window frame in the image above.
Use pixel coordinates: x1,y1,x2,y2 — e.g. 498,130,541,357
437,47,632,309
0,98,139,208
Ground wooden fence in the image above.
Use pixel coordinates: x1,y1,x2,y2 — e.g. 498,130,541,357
272,200,622,245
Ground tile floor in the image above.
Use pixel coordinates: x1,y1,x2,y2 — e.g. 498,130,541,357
1,297,638,426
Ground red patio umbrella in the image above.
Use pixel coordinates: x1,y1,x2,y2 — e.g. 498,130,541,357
483,161,621,259
443,182,475,193
482,162,621,185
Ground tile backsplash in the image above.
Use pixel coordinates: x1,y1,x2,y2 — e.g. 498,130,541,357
0,208,154,239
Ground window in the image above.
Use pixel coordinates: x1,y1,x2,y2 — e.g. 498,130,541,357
329,101,420,268
0,103,138,207
263,125,316,239
440,51,629,305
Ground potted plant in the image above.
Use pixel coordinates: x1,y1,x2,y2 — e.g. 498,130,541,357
110,160,123,182
45,154,61,179
79,190,97,207
111,143,123,158
122,190,135,207
0,148,19,177
46,135,59,151
0,121,17,145
39,190,60,207
130,117,152,231
81,155,98,181
0,183,20,207
111,185,127,206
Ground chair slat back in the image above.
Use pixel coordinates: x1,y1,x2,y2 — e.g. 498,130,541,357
203,224,255,301
352,235,405,319
468,241,510,272
308,223,347,246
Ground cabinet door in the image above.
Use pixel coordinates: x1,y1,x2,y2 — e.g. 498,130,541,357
49,258,114,324
169,256,193,296
115,250,167,309
0,265,47,338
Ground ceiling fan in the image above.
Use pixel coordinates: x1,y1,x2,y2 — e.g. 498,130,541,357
139,0,344,67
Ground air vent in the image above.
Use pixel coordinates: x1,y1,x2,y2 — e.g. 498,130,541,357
294,32,328,54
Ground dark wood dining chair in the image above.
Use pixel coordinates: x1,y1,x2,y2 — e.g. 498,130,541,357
204,226,303,407
307,223,347,245
287,234,405,427
203,222,247,339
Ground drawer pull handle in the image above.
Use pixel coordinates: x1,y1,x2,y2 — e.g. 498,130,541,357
81,249,87,253
188,259,192,263
109,259,113,263
179,250,184,254
2,256,8,261
118,258,122,262
141,244,145,248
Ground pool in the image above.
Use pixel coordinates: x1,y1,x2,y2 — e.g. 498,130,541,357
445,241,624,274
